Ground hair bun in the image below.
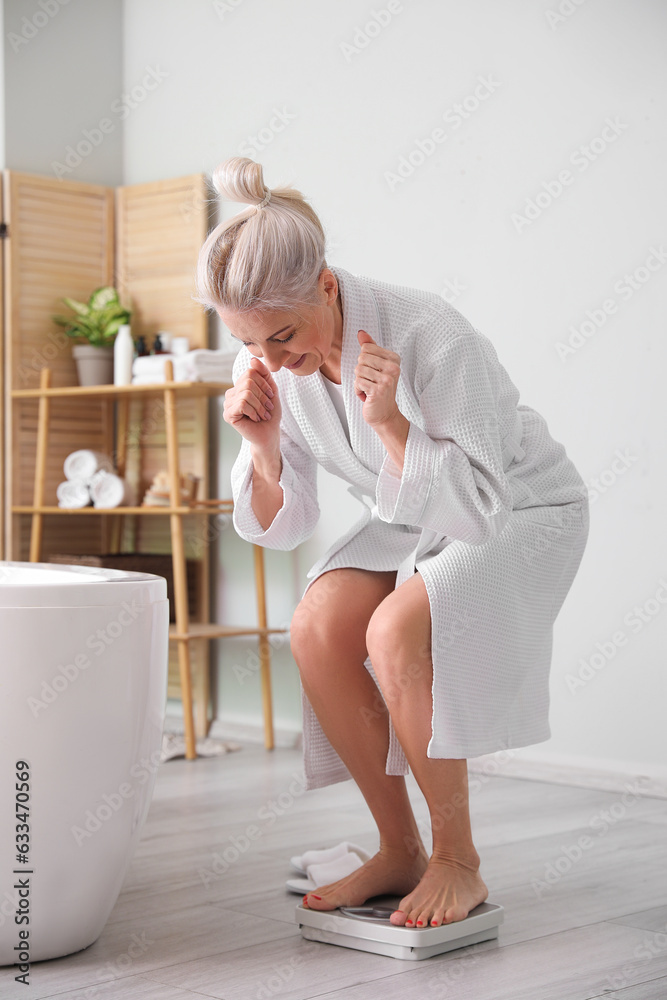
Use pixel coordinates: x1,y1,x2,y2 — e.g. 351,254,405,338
211,156,270,206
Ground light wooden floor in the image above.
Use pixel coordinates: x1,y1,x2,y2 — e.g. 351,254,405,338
7,744,667,1000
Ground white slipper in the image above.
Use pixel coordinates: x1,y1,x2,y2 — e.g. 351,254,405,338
289,841,371,877
285,850,367,895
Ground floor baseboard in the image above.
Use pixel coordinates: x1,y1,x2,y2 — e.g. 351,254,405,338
163,708,666,798
163,708,302,751
468,751,667,799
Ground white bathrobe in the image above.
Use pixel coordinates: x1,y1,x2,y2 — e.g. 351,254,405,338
230,267,590,790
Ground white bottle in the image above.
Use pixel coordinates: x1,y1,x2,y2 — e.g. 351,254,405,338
114,324,134,386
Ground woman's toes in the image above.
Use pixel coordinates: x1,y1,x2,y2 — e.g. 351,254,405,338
443,901,468,923
389,908,409,926
303,890,328,910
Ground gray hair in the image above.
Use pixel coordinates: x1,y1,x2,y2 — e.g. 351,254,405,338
194,157,328,314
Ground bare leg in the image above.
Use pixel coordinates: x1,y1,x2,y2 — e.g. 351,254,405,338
303,571,488,927
291,568,429,905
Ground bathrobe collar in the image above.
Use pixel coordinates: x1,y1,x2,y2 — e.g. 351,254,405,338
279,267,387,495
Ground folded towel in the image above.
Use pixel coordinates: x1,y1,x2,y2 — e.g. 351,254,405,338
131,374,167,386
63,450,114,483
89,470,128,509
131,349,237,385
184,348,236,367
289,842,371,877
285,850,366,895
132,354,176,376
56,480,91,509
177,349,237,380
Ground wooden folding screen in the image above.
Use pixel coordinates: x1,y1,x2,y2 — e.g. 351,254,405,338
2,169,214,734
2,170,115,560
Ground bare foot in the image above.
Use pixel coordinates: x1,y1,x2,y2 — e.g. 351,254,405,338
389,854,488,927
303,846,428,911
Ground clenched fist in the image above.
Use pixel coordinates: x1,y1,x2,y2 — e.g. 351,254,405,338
223,356,282,448
355,330,402,427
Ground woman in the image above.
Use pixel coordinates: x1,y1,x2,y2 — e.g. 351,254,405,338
195,157,589,929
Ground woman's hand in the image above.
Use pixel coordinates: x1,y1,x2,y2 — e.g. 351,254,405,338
355,330,409,472
354,330,402,427
223,356,282,449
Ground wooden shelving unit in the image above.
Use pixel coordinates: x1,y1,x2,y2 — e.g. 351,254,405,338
12,361,286,760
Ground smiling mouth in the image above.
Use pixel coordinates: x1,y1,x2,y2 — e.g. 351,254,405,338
286,354,306,370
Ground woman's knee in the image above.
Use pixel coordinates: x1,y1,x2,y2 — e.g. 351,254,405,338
291,568,397,676
366,601,432,697
289,602,319,668
289,597,350,673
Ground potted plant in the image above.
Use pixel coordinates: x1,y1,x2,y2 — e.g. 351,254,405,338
52,287,131,386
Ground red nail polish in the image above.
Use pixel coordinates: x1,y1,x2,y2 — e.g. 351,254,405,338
416,920,423,926
406,920,414,926
431,920,439,926
311,894,322,900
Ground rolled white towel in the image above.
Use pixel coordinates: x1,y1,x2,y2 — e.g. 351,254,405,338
56,480,91,509
63,450,114,483
89,470,128,509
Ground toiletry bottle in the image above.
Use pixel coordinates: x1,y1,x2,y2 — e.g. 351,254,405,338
135,335,149,357
152,334,166,355
156,330,172,353
114,324,134,386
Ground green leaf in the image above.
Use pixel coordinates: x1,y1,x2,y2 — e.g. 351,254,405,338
52,314,72,327
61,296,89,317
88,286,118,312
53,286,130,345
103,317,126,339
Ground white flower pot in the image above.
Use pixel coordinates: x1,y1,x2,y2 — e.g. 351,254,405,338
72,344,114,386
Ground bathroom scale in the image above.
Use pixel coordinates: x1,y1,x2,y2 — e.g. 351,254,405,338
296,896,504,961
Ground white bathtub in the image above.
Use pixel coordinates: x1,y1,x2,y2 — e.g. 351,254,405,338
0,561,169,965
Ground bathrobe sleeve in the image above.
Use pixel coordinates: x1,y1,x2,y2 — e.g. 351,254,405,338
229,354,320,550
376,332,514,546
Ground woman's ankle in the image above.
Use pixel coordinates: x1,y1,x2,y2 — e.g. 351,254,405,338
430,844,481,871
378,834,429,863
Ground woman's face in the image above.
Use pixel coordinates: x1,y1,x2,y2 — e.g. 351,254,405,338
219,269,342,376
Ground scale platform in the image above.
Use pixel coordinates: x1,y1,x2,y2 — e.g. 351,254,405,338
296,895,504,961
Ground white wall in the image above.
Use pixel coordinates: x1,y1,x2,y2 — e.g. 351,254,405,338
2,0,123,184
40,0,667,783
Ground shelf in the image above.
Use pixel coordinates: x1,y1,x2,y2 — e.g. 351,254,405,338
12,504,234,515
169,623,288,641
14,362,278,757
11,379,232,400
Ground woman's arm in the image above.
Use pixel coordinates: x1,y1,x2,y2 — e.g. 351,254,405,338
231,432,320,549
227,350,320,549
358,328,514,546
354,329,409,472
249,441,283,531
